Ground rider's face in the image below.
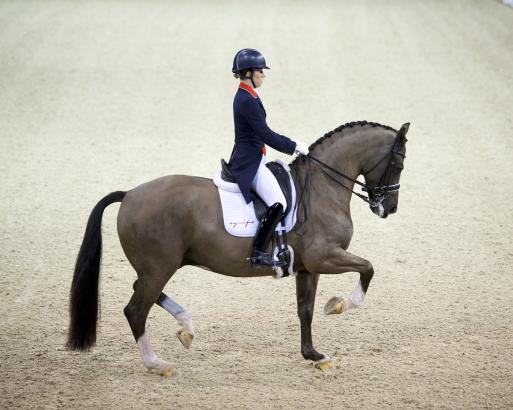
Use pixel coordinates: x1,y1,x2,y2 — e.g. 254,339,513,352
252,69,265,88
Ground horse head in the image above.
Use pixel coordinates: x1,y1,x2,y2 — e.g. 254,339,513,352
362,122,409,218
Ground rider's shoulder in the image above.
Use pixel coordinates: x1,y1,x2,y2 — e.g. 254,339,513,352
236,90,259,109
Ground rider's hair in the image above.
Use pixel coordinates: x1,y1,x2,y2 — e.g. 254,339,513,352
233,69,252,79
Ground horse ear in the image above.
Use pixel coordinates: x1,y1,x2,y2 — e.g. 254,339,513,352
397,122,410,143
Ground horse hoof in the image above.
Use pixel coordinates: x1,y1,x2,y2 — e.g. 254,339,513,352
177,328,194,349
159,366,177,377
314,357,333,371
324,297,345,315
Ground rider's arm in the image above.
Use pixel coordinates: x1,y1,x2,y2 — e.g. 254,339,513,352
241,98,297,155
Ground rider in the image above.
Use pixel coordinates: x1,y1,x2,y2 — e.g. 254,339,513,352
228,48,309,267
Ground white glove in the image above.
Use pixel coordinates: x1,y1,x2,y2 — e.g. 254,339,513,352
294,141,309,156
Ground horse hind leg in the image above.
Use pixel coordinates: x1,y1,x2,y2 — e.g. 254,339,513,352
124,273,177,377
131,280,194,349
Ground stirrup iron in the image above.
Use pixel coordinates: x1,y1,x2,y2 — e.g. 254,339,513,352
247,251,287,268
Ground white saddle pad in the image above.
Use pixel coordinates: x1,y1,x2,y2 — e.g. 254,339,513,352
213,159,297,237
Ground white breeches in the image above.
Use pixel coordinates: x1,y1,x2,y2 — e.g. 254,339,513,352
251,156,287,209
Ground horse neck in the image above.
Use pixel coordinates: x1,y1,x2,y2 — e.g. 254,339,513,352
291,126,396,207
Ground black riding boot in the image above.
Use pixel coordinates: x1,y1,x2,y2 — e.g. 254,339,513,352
249,202,285,267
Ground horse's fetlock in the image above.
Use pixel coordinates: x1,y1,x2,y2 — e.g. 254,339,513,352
301,348,312,359
143,354,159,369
301,348,324,362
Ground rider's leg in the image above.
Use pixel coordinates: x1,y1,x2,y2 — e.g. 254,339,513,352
251,156,287,209
250,202,284,265
249,156,287,266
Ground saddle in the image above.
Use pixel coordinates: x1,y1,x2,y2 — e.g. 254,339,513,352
213,159,297,278
220,159,293,221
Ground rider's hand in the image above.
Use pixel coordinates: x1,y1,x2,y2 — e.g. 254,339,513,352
294,141,309,156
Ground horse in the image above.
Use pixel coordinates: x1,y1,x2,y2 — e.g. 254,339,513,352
66,120,409,376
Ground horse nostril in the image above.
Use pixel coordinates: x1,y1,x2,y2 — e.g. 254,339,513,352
390,206,397,214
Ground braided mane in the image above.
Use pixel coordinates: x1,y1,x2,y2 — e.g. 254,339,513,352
290,120,397,166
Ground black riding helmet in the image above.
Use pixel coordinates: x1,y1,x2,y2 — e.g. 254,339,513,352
232,48,270,88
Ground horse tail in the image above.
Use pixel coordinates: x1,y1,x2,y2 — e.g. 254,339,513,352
66,191,127,351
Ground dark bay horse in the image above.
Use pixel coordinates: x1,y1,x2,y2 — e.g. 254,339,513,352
67,121,409,375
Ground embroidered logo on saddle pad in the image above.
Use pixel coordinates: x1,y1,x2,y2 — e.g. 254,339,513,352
213,159,297,237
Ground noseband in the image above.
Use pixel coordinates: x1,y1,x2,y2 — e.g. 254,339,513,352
307,135,405,209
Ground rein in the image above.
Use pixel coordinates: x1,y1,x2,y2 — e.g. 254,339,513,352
308,155,373,205
308,142,402,208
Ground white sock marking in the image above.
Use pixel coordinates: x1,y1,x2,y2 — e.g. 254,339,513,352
347,280,365,309
175,310,194,335
137,331,171,371
137,331,158,368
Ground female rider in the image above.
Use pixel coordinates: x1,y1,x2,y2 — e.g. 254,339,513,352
228,48,309,267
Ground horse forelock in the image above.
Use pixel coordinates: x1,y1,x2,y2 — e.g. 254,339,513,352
290,120,397,167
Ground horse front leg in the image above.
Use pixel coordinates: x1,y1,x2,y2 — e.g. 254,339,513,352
306,248,374,315
296,270,332,370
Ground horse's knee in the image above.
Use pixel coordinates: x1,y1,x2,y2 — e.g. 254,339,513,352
361,259,373,274
360,261,374,280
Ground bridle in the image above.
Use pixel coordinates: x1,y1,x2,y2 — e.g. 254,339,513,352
304,135,406,209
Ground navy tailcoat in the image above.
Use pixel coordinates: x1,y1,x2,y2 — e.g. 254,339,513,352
229,83,296,203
